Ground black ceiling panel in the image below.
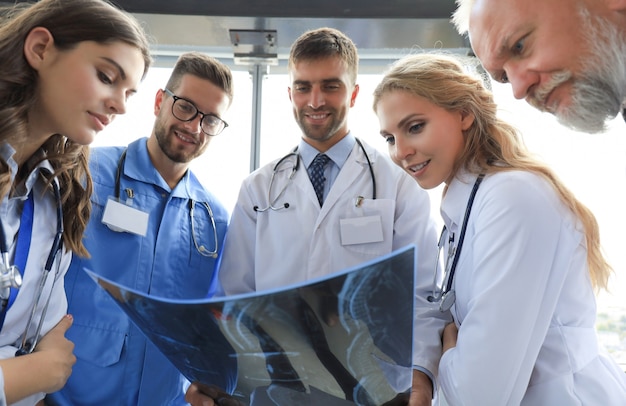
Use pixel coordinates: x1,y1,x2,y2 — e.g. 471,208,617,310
110,0,456,19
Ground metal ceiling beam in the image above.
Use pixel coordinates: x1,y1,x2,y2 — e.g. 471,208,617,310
111,0,456,19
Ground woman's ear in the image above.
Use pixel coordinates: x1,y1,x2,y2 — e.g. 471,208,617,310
461,110,475,130
23,27,54,71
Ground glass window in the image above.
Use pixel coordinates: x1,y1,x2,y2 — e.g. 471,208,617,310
258,74,299,165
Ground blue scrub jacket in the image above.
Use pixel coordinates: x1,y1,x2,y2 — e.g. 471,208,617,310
48,138,229,406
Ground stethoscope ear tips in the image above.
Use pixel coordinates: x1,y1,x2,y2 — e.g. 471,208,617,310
253,203,290,212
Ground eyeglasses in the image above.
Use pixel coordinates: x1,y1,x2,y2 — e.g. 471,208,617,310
163,88,228,136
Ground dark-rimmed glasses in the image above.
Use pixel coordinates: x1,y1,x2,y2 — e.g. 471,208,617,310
164,88,228,136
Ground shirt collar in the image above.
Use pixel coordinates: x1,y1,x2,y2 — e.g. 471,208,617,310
123,138,193,199
440,171,480,231
1,142,54,199
298,132,355,170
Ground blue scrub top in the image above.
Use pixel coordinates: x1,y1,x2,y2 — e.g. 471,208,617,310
48,138,229,406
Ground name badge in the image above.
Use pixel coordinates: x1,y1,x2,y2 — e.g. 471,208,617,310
102,197,149,236
339,215,384,246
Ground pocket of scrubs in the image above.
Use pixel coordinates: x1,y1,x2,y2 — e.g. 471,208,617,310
68,324,126,367
341,198,395,256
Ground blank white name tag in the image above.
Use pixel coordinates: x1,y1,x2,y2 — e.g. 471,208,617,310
340,215,384,246
102,197,149,236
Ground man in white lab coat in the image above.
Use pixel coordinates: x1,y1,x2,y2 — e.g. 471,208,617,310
186,27,446,406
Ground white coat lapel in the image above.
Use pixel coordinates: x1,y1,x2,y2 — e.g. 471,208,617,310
291,157,324,210
317,142,373,222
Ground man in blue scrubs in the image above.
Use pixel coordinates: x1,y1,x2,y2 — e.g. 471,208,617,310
47,52,233,405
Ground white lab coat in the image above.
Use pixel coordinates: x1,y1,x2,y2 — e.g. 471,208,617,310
438,170,626,405
0,146,71,406
219,138,448,378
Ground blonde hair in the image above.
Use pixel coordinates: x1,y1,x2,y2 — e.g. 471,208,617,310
373,53,612,291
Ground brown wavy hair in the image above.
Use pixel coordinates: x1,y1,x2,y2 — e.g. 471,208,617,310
373,53,612,291
0,0,152,257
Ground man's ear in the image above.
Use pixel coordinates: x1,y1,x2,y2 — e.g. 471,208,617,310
154,88,165,116
23,27,54,71
349,84,360,108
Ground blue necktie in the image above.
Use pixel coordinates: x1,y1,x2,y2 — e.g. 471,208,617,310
308,153,330,206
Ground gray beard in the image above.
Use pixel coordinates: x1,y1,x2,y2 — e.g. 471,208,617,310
557,11,626,133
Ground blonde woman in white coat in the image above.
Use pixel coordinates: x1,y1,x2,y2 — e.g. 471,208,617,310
374,53,626,405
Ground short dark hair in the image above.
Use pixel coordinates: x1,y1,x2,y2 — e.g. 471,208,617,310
288,27,358,86
166,52,234,107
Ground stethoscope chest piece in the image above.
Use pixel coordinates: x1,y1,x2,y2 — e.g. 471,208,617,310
440,289,456,312
0,261,22,310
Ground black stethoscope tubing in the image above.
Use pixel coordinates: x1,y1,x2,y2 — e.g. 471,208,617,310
114,149,130,201
358,137,377,200
16,175,63,356
253,137,376,212
46,179,64,270
428,173,484,312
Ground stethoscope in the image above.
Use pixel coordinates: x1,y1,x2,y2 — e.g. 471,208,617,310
0,169,64,356
188,200,218,258
114,149,219,258
253,138,377,212
428,174,484,312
